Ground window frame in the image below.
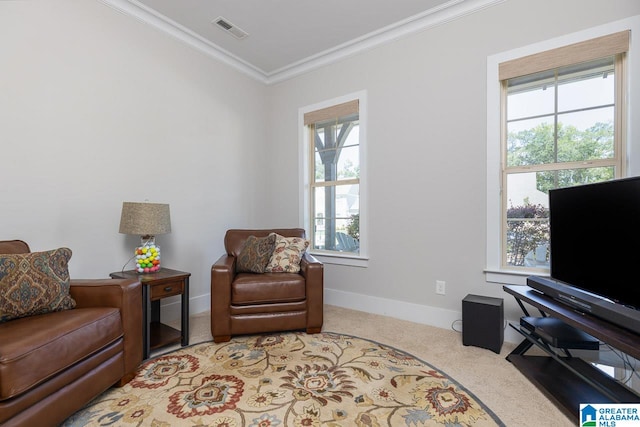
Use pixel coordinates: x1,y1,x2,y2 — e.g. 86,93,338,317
299,91,368,267
501,54,626,272
486,18,639,286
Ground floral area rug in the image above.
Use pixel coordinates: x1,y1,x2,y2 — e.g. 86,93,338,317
63,332,504,426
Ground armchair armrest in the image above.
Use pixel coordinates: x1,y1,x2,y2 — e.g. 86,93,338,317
70,279,143,379
300,253,323,332
212,254,236,281
211,255,236,342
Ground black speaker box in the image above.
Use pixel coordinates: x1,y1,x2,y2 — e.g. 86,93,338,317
462,294,504,354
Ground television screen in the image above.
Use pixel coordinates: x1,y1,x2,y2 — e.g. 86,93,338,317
549,176,640,310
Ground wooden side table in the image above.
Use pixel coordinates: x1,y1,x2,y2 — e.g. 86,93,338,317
110,268,190,359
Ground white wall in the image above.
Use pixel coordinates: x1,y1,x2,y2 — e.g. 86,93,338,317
265,0,640,339
3,0,640,341
1,1,269,314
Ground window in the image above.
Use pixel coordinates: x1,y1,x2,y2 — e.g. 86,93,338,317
498,32,628,274
300,93,367,265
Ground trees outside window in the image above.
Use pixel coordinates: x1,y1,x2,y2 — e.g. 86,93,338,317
501,32,628,270
505,122,616,267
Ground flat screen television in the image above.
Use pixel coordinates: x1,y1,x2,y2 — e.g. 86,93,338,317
527,176,640,335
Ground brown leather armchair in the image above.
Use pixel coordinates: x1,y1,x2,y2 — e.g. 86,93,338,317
0,240,143,427
211,228,323,343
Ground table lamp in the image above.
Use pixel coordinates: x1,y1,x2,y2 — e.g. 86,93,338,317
119,202,171,273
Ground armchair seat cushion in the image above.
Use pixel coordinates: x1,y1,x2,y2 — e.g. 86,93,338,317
0,307,122,400
232,273,305,305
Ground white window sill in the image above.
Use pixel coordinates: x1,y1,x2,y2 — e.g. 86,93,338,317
310,252,369,267
484,268,550,286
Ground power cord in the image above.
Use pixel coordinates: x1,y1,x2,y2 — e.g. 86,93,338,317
121,254,137,273
598,344,639,386
450,319,508,334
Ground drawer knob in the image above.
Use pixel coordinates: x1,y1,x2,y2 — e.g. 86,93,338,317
164,286,173,292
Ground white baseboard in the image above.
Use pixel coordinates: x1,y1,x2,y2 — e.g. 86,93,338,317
325,287,462,331
158,288,522,344
325,287,522,344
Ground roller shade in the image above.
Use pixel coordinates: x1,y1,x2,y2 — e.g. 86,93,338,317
304,100,359,125
499,30,629,81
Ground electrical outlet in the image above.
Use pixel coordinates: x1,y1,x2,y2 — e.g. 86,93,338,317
436,280,446,295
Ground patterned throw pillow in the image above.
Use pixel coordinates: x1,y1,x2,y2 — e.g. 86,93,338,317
0,248,76,323
265,234,310,273
236,234,277,273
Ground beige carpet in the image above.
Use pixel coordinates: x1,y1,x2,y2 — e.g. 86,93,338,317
159,305,572,427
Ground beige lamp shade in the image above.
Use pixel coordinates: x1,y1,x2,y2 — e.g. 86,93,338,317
119,202,171,237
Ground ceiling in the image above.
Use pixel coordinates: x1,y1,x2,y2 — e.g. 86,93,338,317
105,0,502,83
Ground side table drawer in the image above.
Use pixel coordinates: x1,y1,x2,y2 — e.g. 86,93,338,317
150,280,184,300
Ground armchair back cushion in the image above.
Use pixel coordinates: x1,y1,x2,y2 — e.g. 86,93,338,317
0,240,30,254
225,228,306,257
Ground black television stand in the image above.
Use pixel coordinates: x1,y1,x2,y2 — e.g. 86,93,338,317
503,285,640,422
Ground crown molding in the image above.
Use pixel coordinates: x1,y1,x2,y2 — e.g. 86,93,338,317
100,0,505,85
267,0,505,84
99,0,268,83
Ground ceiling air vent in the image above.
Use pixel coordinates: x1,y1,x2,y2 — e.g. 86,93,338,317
213,16,248,40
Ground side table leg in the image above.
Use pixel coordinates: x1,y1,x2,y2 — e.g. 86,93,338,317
182,277,190,347
143,285,150,360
